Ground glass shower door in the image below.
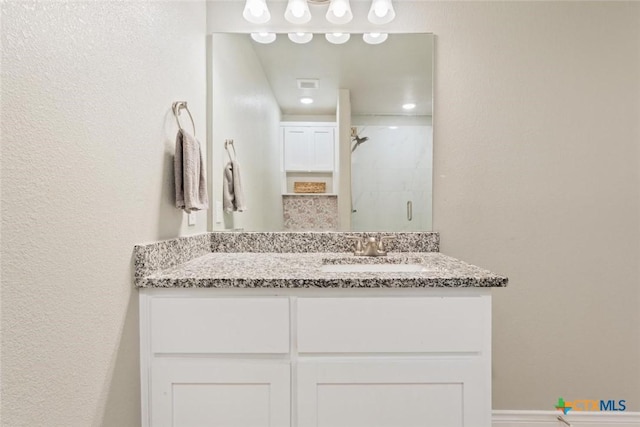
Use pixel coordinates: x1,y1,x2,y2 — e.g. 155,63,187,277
351,125,432,231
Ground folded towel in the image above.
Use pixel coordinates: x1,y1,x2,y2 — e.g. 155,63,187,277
174,129,209,213
223,160,246,213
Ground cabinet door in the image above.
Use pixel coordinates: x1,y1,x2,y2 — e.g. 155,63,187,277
152,359,290,427
310,127,334,171
298,359,489,427
283,127,311,171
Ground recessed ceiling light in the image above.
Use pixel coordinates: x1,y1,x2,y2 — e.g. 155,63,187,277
402,103,416,110
250,32,276,44
300,97,314,105
389,126,398,129
288,32,313,44
363,32,388,45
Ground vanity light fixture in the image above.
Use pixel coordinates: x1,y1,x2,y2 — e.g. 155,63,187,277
250,32,277,44
326,0,353,24
368,0,395,24
402,103,416,110
285,0,312,24
300,97,314,104
243,0,394,25
363,32,388,45
325,32,350,44
288,32,314,44
243,0,271,24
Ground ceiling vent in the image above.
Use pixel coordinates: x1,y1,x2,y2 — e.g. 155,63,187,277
297,79,319,90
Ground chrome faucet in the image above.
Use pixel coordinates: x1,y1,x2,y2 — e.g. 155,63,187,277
347,235,396,256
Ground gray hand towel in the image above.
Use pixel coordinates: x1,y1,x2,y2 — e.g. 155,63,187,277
223,160,246,213
175,129,209,213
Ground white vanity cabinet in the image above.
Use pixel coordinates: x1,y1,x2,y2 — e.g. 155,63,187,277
140,289,492,427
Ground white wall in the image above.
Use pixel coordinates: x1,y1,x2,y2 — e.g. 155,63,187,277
1,1,207,425
209,33,282,231
207,1,640,410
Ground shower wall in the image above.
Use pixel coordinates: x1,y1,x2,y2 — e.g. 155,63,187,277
351,125,432,231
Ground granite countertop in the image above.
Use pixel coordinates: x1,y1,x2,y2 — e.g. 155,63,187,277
136,251,508,289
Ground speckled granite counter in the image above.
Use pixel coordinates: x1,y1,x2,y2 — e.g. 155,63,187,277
134,232,507,289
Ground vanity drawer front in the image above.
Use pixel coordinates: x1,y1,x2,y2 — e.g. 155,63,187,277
151,297,290,354
297,297,486,354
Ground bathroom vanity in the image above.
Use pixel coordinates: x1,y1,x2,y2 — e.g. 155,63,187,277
135,232,507,427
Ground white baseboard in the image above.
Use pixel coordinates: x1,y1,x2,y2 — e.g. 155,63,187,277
493,410,640,426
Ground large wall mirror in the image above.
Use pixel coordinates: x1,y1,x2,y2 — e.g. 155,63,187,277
209,33,433,232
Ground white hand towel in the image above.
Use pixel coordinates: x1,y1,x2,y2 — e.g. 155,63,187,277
174,129,209,213
223,160,246,213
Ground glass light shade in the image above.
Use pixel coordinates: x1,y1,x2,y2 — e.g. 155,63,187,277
250,32,277,44
367,0,395,24
284,0,311,24
243,0,271,24
288,32,313,44
325,32,350,44
326,0,353,24
362,32,388,45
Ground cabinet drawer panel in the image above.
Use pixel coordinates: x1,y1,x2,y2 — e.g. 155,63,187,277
297,297,485,353
151,298,289,354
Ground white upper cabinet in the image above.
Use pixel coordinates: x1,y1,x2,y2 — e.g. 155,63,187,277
283,126,335,172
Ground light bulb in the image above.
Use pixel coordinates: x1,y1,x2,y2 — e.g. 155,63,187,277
362,32,388,44
285,0,311,24
333,3,346,17
325,32,350,44
251,32,276,44
374,2,387,17
249,2,263,16
326,0,352,24
367,0,395,24
243,0,271,23
291,2,304,17
288,32,313,44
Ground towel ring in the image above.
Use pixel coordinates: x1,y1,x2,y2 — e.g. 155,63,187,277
225,139,237,161
172,101,196,137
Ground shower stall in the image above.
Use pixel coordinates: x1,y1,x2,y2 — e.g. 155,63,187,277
350,125,432,231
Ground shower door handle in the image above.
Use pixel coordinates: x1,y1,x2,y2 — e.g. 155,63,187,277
407,201,413,221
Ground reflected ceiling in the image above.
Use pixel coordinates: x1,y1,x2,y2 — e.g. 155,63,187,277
249,33,433,116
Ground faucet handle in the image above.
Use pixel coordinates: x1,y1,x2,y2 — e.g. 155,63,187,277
378,235,397,252
346,236,364,256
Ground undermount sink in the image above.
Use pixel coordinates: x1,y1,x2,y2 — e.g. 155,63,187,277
320,263,428,273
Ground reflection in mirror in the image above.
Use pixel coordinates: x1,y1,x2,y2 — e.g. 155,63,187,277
209,33,433,232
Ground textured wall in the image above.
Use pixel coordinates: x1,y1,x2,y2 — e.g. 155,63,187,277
209,33,282,231
208,1,640,410
1,1,206,425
